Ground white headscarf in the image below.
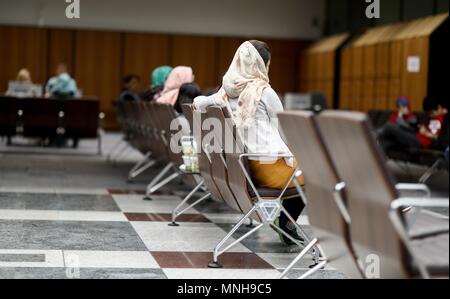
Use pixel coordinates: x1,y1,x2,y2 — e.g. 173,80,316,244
220,41,271,128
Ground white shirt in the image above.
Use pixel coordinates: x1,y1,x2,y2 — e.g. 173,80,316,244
194,87,293,167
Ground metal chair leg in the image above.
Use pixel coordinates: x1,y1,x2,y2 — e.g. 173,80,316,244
298,260,328,279
208,205,261,268
279,205,320,261
112,145,133,165
269,223,307,249
419,159,441,184
169,180,209,226
278,238,322,279
144,172,180,200
128,152,155,181
107,139,128,162
97,129,104,156
145,162,173,192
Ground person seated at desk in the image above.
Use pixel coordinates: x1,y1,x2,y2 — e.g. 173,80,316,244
156,66,194,105
119,75,141,102
17,68,31,83
194,40,306,246
379,96,448,153
6,68,41,97
141,66,173,101
45,63,79,98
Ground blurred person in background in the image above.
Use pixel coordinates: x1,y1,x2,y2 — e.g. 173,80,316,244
174,82,201,114
45,63,79,98
119,74,141,102
156,66,194,105
141,66,173,101
379,96,448,153
6,68,41,97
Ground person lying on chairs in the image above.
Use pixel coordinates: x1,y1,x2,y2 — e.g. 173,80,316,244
193,40,306,246
377,97,417,135
378,96,448,153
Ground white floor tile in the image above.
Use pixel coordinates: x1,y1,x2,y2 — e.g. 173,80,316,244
131,222,250,253
113,194,199,214
0,209,127,222
63,251,159,269
163,268,280,279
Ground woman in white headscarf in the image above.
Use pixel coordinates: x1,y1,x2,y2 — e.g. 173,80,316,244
194,40,305,246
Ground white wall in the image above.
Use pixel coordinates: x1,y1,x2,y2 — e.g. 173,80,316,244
0,0,325,39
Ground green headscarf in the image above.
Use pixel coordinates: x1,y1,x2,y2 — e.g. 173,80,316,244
151,66,173,89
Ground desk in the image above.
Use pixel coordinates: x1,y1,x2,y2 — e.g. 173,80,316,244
0,96,102,153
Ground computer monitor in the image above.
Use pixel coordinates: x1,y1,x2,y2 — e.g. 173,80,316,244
283,92,327,113
6,81,43,98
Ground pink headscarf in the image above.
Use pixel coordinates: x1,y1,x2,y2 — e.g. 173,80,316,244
156,66,194,106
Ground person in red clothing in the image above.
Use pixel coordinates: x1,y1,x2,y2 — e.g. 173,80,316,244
379,96,447,153
417,98,448,149
387,97,417,130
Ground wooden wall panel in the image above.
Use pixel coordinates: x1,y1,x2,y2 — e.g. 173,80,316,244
350,79,363,111
47,29,75,79
324,79,334,108
339,79,352,110
340,48,353,79
75,30,122,129
1,25,308,128
351,47,364,79
171,35,218,90
363,46,376,78
362,78,375,111
388,78,401,109
266,39,305,94
390,40,404,77
298,51,312,82
374,78,389,110
400,37,430,111
217,37,245,83
323,52,335,79
0,26,47,92
123,33,170,89
375,42,391,78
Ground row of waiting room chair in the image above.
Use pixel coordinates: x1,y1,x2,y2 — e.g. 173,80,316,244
279,111,449,279
113,101,321,272
114,100,449,279
0,96,102,153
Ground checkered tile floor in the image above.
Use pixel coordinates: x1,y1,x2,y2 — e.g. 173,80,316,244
0,134,346,279
0,134,446,279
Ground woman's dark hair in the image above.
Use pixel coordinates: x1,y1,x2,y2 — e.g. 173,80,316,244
175,83,201,113
249,40,271,66
123,74,140,85
423,96,440,113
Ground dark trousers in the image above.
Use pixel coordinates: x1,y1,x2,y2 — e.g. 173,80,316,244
280,196,305,226
378,123,422,153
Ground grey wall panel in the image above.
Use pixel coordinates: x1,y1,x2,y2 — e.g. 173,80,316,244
436,0,449,13
403,0,434,20
376,0,402,25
